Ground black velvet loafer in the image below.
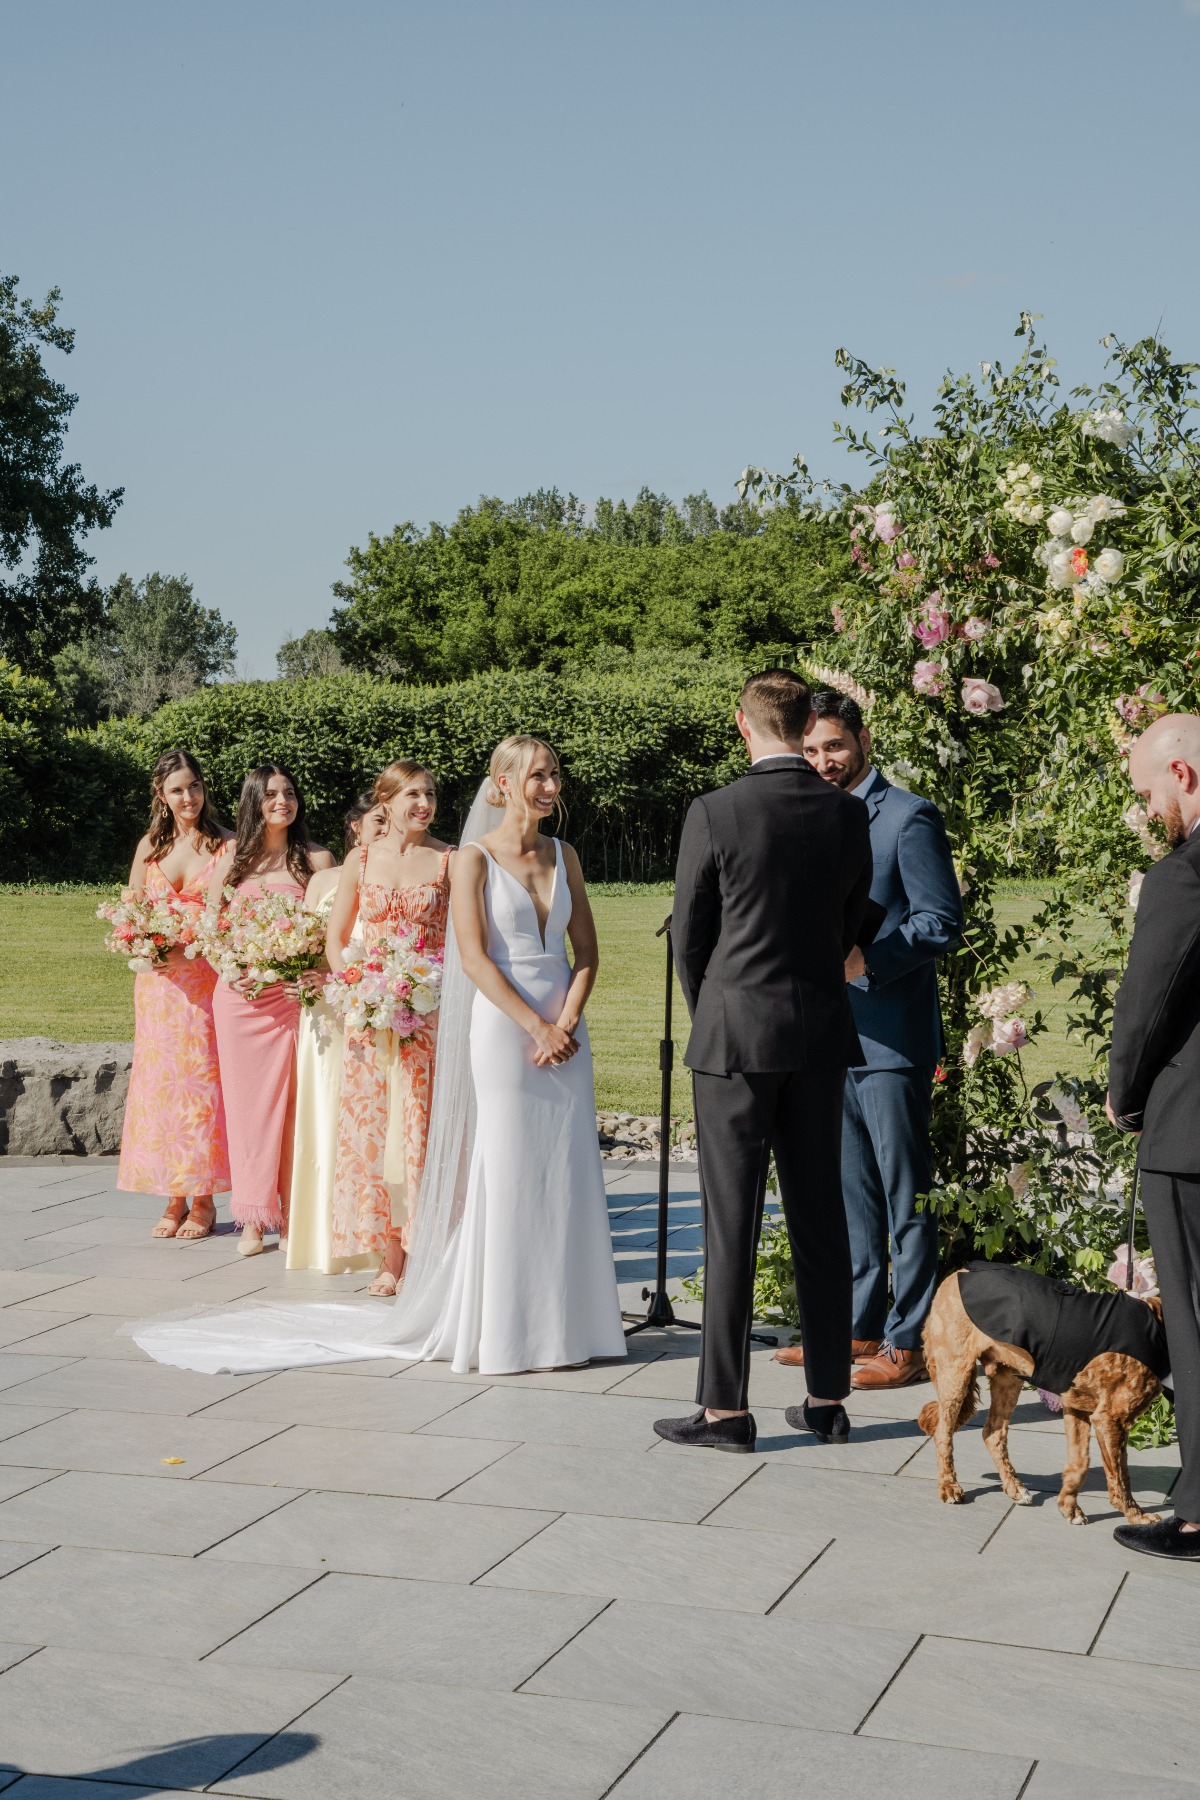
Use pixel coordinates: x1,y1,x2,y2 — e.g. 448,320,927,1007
1113,1517,1200,1560
786,1400,851,1443
653,1409,757,1453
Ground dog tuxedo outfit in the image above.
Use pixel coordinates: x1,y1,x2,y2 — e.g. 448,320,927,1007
959,1262,1170,1396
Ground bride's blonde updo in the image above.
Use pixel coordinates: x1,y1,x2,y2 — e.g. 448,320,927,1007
485,735,561,812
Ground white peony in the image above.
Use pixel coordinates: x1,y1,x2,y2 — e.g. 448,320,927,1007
1070,516,1094,545
1048,549,1075,588
1094,547,1124,582
1047,508,1073,537
1082,410,1137,449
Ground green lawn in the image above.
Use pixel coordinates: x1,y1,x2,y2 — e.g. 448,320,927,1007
0,882,1100,1114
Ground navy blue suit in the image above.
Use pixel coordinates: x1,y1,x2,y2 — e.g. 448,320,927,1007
844,772,963,1349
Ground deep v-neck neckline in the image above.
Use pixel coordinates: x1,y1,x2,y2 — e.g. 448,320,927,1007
150,853,216,896
483,841,558,951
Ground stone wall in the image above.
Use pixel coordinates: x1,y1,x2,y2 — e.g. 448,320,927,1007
0,1038,131,1157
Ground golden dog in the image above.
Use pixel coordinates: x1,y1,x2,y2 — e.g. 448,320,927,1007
918,1269,1164,1525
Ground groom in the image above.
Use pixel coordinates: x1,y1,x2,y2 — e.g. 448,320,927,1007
655,670,873,1452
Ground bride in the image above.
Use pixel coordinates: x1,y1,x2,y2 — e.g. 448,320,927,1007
127,735,627,1377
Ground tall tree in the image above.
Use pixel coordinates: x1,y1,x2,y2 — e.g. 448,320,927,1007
56,572,237,721
0,275,122,670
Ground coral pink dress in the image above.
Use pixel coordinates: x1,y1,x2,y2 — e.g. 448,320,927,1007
211,876,305,1233
331,852,451,1257
118,856,231,1199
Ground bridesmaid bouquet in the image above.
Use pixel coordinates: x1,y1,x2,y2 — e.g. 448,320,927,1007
323,930,444,1039
196,888,329,1000
96,890,201,973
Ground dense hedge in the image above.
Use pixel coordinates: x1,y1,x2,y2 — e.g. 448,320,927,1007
61,663,752,881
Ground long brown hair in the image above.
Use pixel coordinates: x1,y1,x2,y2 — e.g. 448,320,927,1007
227,763,314,890
147,750,224,860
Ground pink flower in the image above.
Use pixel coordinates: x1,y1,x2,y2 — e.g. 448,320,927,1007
961,677,1004,715
984,552,1001,569
897,551,916,569
913,659,944,697
912,593,951,649
1116,684,1168,727
961,615,990,641
831,604,847,634
873,506,901,544
991,1016,1028,1056
1107,1244,1159,1297
1071,546,1089,578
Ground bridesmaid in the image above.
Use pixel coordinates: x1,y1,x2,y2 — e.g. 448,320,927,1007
328,761,455,1294
207,765,336,1256
119,750,234,1239
286,793,387,1275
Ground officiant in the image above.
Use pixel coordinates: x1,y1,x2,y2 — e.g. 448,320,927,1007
776,689,963,1390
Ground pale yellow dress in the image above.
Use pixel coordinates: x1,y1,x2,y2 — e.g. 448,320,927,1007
286,889,372,1274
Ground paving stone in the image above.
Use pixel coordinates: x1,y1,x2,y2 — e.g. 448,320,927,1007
212,1570,605,1688
0,1406,286,1479
0,1470,302,1554
0,1640,40,1673
16,1271,272,1315
0,1273,88,1307
448,1439,756,1522
0,1356,79,1394
0,1404,75,1445
1091,1568,1200,1670
0,1541,53,1578
195,1370,486,1433
653,1405,928,1475
862,1634,1200,1784
0,1545,319,1658
1023,1762,1200,1798
982,1489,1200,1581
0,1315,156,1362
0,1646,336,1787
31,1243,248,1281
901,1417,1180,1510
606,1712,1032,1800
203,1487,553,1582
774,1535,1123,1652
0,1781,203,1798
196,1423,517,1499
528,1598,915,1727
208,1672,669,1800
479,1511,829,1612
419,1386,674,1451
0,1467,58,1505
5,1358,271,1417
0,1310,86,1353
396,1352,647,1393
704,1461,1012,1550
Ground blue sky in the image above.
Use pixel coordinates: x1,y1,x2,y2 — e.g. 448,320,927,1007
5,0,1199,675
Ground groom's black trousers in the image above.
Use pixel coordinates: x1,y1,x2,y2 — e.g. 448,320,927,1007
692,1065,852,1411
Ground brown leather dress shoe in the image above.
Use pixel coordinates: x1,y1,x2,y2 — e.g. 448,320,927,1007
850,1343,927,1389
773,1338,881,1368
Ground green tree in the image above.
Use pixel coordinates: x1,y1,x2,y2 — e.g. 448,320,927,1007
56,572,237,721
0,275,122,671
277,627,345,680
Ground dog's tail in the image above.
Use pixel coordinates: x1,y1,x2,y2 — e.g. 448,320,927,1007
917,1338,979,1436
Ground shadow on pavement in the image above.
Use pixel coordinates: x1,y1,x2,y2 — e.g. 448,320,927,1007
2,1729,320,1794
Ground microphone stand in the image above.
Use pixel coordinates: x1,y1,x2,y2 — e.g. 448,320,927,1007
623,914,775,1347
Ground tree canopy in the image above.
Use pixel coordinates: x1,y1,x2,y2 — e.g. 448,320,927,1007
0,275,122,671
327,487,853,683
55,571,238,723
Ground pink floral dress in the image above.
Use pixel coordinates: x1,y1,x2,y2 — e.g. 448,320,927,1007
117,856,231,1198
331,851,451,1256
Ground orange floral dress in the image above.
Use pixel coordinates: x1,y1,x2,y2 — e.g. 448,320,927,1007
117,856,231,1198
331,851,451,1257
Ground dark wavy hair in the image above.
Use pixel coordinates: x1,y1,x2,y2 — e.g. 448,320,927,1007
147,750,224,860
227,764,314,890
344,790,379,854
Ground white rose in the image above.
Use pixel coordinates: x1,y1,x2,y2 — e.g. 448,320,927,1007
1048,550,1075,587
1070,517,1094,545
1094,547,1124,581
1028,473,1043,490
1047,508,1073,537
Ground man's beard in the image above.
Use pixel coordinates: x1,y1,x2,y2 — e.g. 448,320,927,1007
1164,795,1188,848
828,743,867,789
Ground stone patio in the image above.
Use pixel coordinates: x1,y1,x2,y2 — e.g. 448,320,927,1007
0,1159,1195,1798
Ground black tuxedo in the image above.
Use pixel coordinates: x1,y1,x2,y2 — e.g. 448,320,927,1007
673,757,873,1409
1109,827,1200,1520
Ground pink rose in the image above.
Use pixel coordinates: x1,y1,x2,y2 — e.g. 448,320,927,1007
912,593,951,649
897,551,916,569
873,506,901,544
913,659,944,697
990,1016,1028,1056
1107,1244,1159,1297
961,677,1004,715
984,552,1001,569
961,616,990,641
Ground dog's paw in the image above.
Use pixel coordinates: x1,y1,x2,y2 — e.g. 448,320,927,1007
1058,1497,1088,1525
1125,1509,1161,1526
937,1478,965,1505
1007,1483,1034,1506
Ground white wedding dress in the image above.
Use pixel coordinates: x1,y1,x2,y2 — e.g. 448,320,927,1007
127,801,627,1377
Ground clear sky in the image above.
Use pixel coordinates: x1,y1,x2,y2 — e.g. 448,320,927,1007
5,0,1199,675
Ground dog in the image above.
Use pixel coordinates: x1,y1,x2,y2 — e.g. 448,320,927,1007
918,1262,1168,1526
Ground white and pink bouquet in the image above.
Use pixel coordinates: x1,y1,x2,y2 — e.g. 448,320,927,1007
196,887,329,1000
323,929,444,1040
96,890,201,973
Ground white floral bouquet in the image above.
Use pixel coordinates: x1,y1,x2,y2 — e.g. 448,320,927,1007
196,888,328,1000
323,929,443,1040
96,890,202,973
